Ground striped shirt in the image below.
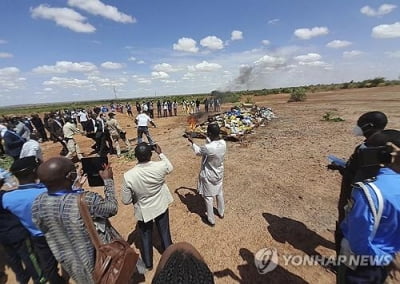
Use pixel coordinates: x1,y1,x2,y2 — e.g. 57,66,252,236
32,179,118,284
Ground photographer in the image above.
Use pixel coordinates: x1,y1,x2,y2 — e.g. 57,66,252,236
121,143,173,271
32,157,118,284
338,130,400,283
329,111,388,255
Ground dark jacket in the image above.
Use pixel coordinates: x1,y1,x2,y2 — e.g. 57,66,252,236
0,190,30,245
2,130,25,158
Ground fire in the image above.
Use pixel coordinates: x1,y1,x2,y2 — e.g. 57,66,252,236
187,115,198,130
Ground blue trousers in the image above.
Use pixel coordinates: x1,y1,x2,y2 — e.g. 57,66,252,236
138,209,172,268
137,126,154,145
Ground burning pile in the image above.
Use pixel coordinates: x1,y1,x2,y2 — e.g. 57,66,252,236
185,104,277,141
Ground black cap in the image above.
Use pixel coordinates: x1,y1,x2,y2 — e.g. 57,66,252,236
10,156,41,174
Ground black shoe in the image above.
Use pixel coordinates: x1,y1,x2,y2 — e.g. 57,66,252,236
201,216,215,227
213,208,224,219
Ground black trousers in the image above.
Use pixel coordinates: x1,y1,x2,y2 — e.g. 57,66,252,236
31,237,66,284
338,263,388,284
138,209,173,268
3,239,42,284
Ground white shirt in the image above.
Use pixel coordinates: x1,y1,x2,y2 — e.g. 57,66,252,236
136,113,152,127
20,139,43,160
192,138,227,196
122,154,173,222
78,111,88,122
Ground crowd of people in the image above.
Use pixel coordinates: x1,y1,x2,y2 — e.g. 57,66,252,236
2,101,400,283
0,101,226,283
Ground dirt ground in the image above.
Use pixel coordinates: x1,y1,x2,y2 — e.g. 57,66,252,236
5,85,400,284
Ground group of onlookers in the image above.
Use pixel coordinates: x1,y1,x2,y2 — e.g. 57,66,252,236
0,111,226,283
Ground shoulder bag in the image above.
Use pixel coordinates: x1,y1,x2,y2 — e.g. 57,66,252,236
78,194,138,284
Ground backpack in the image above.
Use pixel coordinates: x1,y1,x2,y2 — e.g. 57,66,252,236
78,194,138,284
0,190,30,245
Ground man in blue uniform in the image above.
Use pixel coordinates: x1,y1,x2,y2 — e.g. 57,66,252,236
3,156,65,283
339,129,400,283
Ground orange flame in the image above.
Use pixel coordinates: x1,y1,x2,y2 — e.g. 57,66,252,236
187,115,198,130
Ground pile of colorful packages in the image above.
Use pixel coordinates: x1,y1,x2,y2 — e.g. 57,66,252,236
186,104,277,141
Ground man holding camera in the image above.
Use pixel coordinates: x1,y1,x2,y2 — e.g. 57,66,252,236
32,157,118,284
338,129,400,283
188,123,226,227
329,111,388,256
121,143,173,271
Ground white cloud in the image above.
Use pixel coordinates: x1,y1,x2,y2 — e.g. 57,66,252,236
161,79,177,84
326,40,352,48
0,40,7,44
33,61,97,73
136,77,151,84
0,67,25,90
173,37,199,53
67,0,135,23
372,22,400,38
0,52,13,58
128,57,136,61
101,61,124,69
43,76,91,88
200,36,224,50
294,26,329,40
152,71,169,79
343,50,363,58
231,30,243,40
385,50,400,58
137,60,145,64
254,55,286,67
262,40,270,46
43,87,53,92
298,61,328,67
294,53,322,62
182,72,195,80
0,67,20,76
153,63,180,73
31,4,95,33
188,61,222,72
268,19,280,25
87,75,125,87
361,4,397,17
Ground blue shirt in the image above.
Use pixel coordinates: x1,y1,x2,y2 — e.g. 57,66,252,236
341,167,400,265
2,183,47,237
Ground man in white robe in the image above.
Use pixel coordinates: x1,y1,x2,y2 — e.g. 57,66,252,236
188,123,226,226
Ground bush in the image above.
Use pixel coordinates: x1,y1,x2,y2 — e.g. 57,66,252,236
0,155,13,170
288,88,307,102
322,112,345,122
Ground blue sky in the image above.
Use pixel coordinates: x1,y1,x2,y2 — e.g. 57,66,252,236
0,0,399,106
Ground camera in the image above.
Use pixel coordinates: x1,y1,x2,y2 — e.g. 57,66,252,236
358,145,393,167
81,156,108,187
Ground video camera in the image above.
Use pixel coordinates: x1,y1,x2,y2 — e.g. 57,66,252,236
358,145,393,167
